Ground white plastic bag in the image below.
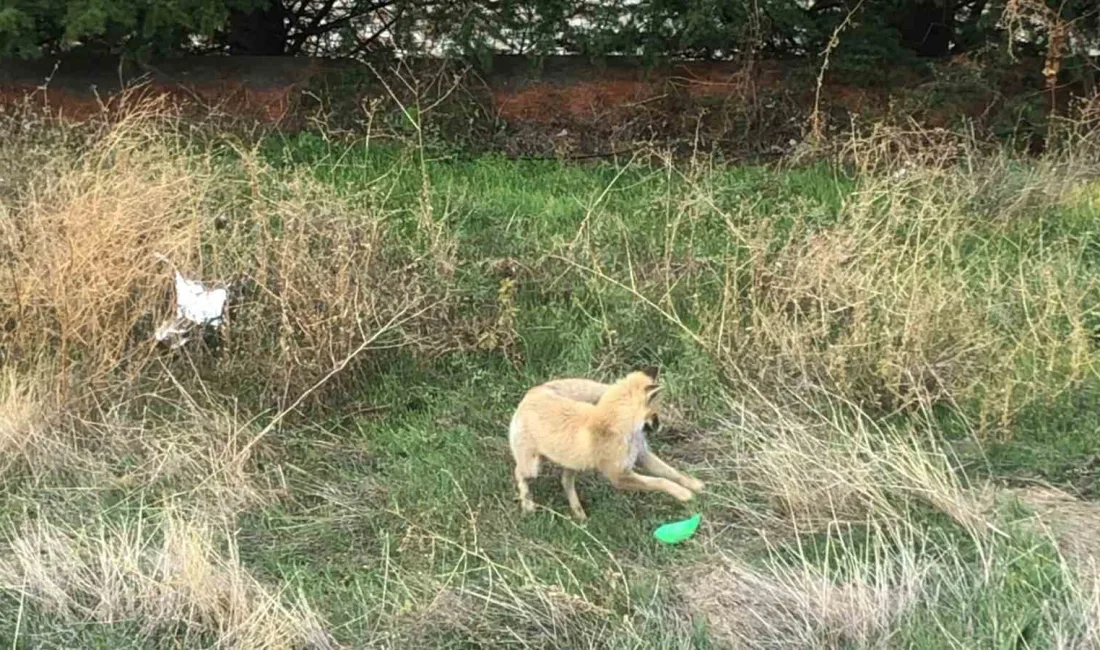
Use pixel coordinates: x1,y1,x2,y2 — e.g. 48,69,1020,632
155,271,228,349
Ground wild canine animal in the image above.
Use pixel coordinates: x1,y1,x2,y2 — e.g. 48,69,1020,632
508,367,704,520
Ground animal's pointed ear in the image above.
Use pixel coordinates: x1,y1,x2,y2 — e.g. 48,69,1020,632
645,385,663,404
641,366,659,381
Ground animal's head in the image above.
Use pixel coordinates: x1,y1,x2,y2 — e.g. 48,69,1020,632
640,366,662,434
604,366,663,434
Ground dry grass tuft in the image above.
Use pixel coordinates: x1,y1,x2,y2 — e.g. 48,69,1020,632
392,581,611,648
370,517,623,649
569,135,1099,438
683,409,1100,648
0,508,334,649
1065,555,1100,649
715,393,987,537
679,528,930,649
0,96,453,411
0,104,204,392
0,365,276,519
1011,487,1100,570
0,367,56,473
730,163,1091,427
93,401,278,518
1008,487,1100,649
199,157,451,402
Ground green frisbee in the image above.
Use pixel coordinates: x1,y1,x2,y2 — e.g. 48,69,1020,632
653,513,702,545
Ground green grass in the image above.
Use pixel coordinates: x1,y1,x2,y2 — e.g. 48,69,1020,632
262,134,1100,475
0,119,1098,648
246,137,1098,647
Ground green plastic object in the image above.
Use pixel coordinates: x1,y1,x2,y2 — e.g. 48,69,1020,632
653,513,702,545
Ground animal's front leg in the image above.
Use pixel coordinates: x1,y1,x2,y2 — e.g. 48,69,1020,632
561,469,587,520
639,451,704,493
605,469,694,502
514,462,537,513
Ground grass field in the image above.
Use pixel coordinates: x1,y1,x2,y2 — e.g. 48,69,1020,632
0,102,1098,648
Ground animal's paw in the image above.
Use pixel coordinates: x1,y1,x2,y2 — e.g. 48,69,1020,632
684,477,705,493
521,499,536,514
570,507,588,522
670,485,694,502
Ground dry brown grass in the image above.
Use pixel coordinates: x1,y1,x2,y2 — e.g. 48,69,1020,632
0,103,204,392
1012,487,1100,572
1003,487,1100,649
680,530,930,649
388,579,614,648
714,392,988,536
0,507,334,649
676,394,1100,649
0,94,464,648
566,135,1099,439
1013,485,1100,649
1063,555,1100,650
361,515,632,649
197,159,449,404
0,96,452,412
0,366,57,475
0,366,279,521
672,385,998,648
730,169,1089,429
0,359,312,645
676,399,1100,649
94,401,279,517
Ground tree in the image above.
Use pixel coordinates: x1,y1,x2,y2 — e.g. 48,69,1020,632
0,0,424,58
0,0,245,58
0,0,1095,68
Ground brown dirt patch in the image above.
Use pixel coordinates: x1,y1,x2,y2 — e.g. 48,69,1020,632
1009,486,1100,571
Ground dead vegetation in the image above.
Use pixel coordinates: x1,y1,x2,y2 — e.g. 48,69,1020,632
0,97,460,646
0,508,334,649
679,541,929,649
1012,486,1100,577
0,366,57,476
715,392,987,535
565,129,1099,438
0,95,454,410
672,393,1100,649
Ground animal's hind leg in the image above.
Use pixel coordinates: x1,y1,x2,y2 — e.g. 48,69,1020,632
513,452,540,513
561,469,586,521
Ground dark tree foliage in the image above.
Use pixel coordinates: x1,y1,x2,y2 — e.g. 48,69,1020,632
0,0,1096,69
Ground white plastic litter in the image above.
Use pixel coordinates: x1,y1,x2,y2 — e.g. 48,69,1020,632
173,271,228,326
154,271,228,349
154,319,191,348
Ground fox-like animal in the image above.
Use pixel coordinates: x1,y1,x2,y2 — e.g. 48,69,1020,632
539,376,663,435
508,368,704,520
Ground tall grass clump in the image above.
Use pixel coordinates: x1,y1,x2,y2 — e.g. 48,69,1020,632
0,97,454,410
674,385,1100,648
715,390,986,535
0,507,334,649
0,102,205,392
564,131,1100,437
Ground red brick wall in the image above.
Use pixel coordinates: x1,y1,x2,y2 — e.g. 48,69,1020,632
0,54,1053,155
